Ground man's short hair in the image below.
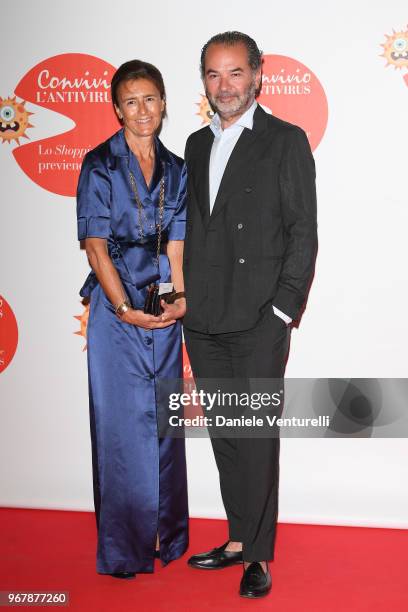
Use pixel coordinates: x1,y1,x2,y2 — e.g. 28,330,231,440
200,31,263,78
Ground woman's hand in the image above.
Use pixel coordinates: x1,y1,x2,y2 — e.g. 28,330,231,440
160,298,186,323
121,308,176,330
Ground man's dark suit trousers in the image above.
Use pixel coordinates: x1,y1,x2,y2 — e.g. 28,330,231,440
184,308,290,561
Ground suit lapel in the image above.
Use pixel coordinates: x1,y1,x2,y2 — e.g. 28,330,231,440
193,128,213,225
210,105,269,221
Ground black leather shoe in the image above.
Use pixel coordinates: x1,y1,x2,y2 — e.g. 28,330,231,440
239,562,272,598
110,572,136,579
187,541,243,569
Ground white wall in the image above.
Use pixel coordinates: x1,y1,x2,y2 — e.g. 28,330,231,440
1,0,407,527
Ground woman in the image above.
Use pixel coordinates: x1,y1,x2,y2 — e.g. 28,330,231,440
76,60,188,578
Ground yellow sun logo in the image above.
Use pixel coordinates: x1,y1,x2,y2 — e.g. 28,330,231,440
380,27,408,70
74,303,89,351
0,96,33,145
196,94,214,125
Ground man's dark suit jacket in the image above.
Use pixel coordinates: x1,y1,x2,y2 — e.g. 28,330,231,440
183,105,317,334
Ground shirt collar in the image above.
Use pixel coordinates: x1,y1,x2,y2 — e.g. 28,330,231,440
110,128,173,164
210,100,258,137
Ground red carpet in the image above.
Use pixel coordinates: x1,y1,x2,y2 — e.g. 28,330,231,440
0,508,407,611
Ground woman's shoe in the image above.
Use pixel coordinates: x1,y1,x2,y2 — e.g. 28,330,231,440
154,550,160,558
110,572,136,579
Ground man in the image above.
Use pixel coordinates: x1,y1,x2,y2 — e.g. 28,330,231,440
183,31,317,598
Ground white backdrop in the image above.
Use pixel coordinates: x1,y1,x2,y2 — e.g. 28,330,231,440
1,0,408,528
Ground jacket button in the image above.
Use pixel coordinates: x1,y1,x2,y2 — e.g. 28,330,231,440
239,258,245,264
237,223,243,230
244,187,252,193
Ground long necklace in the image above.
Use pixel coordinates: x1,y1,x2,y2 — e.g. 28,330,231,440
128,161,165,266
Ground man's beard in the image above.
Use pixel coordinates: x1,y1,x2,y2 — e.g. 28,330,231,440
206,78,257,120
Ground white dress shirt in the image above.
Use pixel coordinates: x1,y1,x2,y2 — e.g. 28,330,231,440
208,102,292,325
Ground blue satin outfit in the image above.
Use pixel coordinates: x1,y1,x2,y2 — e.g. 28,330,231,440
76,128,189,574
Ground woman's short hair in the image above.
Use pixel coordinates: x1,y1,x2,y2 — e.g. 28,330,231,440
111,60,166,117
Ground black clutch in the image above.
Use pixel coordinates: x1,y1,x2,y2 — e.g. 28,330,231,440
143,284,185,316
143,284,174,316
144,284,161,316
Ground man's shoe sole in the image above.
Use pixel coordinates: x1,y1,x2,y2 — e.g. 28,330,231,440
239,589,270,598
187,560,243,570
